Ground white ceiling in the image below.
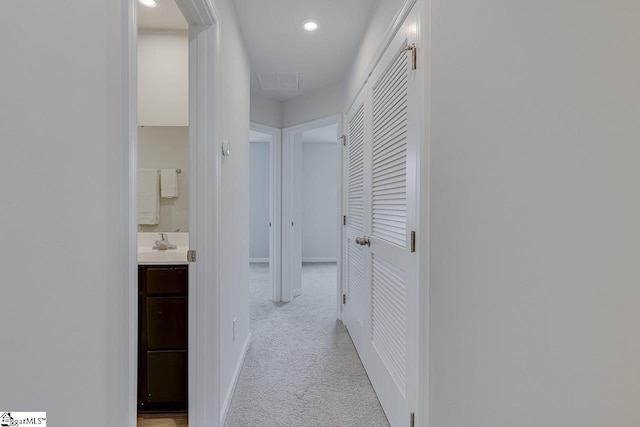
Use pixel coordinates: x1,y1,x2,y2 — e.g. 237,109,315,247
138,0,377,101
138,0,188,30
234,0,378,100
233,0,377,101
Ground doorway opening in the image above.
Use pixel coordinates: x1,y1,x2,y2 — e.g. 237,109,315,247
249,124,281,303
282,115,343,313
137,1,190,426
126,0,223,426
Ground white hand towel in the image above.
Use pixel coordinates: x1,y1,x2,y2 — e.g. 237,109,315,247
138,168,160,225
161,168,179,198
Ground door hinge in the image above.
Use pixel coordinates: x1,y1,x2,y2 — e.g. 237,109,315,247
187,249,196,263
340,135,347,146
403,43,417,70
411,231,416,253
342,294,346,304
410,412,415,427
343,215,347,226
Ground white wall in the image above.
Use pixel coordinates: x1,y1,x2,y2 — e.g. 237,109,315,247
282,81,344,128
249,141,270,260
342,0,640,425
427,0,640,426
343,0,406,103
138,29,189,126
0,0,124,424
138,126,189,232
215,0,252,417
0,0,251,425
250,90,283,128
301,141,338,261
251,76,343,130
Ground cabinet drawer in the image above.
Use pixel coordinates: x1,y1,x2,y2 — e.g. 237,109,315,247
147,350,187,404
143,266,188,295
146,297,187,349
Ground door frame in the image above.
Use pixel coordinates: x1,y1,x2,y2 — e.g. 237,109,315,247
122,0,222,426
249,122,282,301
281,114,344,311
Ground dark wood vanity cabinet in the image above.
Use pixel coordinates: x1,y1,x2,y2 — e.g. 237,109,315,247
138,265,188,413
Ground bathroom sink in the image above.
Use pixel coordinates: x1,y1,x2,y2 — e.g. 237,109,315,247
137,248,188,265
137,232,190,265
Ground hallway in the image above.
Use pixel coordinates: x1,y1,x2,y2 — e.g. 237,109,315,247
224,263,389,427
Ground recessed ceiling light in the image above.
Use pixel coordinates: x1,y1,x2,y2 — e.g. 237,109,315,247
139,0,157,8
302,19,319,32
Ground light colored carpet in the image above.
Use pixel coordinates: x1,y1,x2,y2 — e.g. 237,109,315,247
224,262,390,427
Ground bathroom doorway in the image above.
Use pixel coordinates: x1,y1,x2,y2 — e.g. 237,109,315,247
137,1,190,425
126,0,223,425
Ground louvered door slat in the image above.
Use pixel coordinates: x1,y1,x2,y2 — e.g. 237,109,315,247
348,103,366,232
372,49,409,248
373,60,407,104
372,255,407,395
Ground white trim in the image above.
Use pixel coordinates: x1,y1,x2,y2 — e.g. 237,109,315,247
219,333,252,426
249,258,269,263
336,116,345,321
282,114,343,133
184,2,223,425
121,0,138,425
302,257,338,263
123,1,222,426
301,140,338,145
416,1,430,425
345,0,418,113
250,122,282,302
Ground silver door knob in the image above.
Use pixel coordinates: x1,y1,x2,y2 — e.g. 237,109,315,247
355,236,371,246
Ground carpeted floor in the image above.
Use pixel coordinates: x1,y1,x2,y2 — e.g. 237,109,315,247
224,262,390,427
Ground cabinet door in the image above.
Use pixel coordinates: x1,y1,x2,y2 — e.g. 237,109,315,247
144,266,188,295
147,351,188,403
146,297,188,349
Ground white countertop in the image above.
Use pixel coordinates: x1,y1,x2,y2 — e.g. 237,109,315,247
138,232,189,265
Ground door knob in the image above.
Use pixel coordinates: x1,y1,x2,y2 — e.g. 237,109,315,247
355,236,371,247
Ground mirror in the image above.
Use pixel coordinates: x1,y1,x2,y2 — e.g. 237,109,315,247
137,12,189,232
138,126,189,232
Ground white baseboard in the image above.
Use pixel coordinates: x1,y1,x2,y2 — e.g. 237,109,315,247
220,333,252,425
249,258,269,263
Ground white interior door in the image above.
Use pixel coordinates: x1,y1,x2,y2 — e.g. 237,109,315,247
250,123,282,302
343,7,418,427
282,131,303,301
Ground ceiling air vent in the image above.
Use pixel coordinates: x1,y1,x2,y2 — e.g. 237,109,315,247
256,72,300,91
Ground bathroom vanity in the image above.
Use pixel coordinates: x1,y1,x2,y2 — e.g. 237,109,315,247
137,233,189,413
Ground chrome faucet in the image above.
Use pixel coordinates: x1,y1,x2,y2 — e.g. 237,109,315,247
153,233,177,250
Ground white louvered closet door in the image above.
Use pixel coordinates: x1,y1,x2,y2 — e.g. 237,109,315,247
344,90,371,349
343,7,418,427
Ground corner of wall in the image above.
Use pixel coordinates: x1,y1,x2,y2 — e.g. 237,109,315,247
281,81,344,128
250,91,284,128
